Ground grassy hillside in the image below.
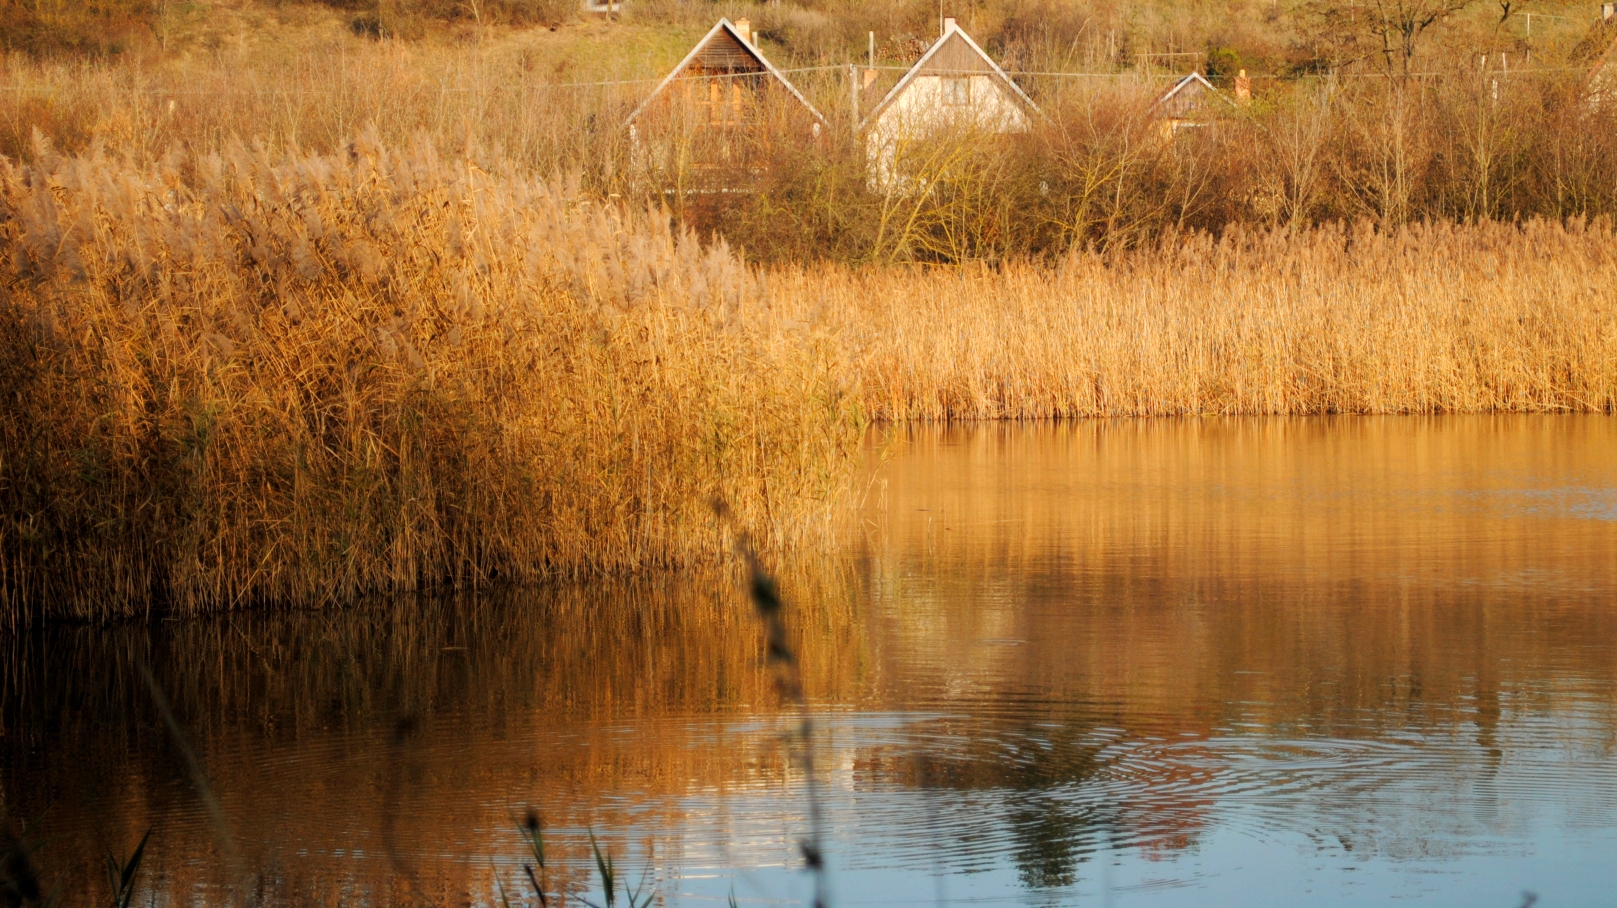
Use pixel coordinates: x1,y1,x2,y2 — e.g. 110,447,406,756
4,0,1605,69
5,0,1615,262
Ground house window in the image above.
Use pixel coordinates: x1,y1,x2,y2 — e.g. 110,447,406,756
944,76,971,106
708,81,724,124
707,80,746,125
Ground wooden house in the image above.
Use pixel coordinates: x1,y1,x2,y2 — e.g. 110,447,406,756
1580,8,1617,107
625,19,826,188
1151,72,1235,136
859,18,1038,192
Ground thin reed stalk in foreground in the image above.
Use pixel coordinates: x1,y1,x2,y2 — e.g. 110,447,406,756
716,499,830,908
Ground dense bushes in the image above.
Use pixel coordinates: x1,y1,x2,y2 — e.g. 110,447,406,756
667,67,1617,263
0,0,155,57
331,0,576,38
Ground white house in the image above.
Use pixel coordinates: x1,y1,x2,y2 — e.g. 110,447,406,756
859,18,1038,192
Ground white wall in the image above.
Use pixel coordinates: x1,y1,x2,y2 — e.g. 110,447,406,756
865,74,1031,192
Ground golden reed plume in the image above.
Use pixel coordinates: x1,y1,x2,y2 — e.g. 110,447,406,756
0,139,864,624
782,220,1617,420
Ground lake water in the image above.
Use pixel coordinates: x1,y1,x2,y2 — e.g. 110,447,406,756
5,416,1617,907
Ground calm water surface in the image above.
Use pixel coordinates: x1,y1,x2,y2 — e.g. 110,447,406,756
5,416,1617,906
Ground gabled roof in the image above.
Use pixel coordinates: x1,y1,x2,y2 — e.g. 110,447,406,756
1152,72,1235,119
1588,30,1617,97
625,19,827,127
858,22,1038,131
1570,15,1617,65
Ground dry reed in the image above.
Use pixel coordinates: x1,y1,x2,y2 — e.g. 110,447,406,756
774,219,1617,419
7,131,1617,623
0,139,865,625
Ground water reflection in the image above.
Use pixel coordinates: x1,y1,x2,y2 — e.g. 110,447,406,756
1,576,864,904
4,416,1617,906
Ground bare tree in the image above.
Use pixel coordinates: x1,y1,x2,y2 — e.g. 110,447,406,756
1259,79,1337,227
1304,0,1479,84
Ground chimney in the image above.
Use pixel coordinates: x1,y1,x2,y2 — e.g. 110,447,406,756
734,17,751,44
1235,69,1251,104
943,16,956,36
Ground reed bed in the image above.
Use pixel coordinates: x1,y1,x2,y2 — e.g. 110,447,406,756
777,219,1617,419
5,138,1617,624
0,140,864,625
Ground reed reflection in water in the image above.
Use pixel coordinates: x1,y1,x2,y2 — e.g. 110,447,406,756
4,415,1617,906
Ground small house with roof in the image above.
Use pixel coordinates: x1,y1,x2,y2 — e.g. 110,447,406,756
626,18,827,187
859,18,1038,192
1151,72,1236,136
1578,6,1617,107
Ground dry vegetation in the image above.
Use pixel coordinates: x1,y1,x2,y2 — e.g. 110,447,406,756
5,1,1617,260
3,0,1617,620
789,220,1617,419
0,140,863,624
6,141,1614,623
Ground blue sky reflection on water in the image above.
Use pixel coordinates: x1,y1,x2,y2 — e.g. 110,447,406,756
535,688,1617,907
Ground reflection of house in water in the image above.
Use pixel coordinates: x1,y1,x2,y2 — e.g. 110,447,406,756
859,18,1038,192
1151,71,1237,136
625,18,826,189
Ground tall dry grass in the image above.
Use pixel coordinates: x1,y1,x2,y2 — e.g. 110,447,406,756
777,219,1617,419
0,138,864,625
0,39,653,179
5,137,1616,623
